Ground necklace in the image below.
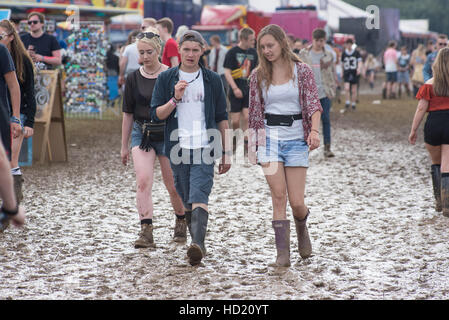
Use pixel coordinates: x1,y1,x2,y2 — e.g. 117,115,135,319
185,70,201,84
141,64,162,77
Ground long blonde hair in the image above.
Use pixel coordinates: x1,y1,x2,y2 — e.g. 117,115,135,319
252,24,301,95
0,19,34,83
432,47,449,97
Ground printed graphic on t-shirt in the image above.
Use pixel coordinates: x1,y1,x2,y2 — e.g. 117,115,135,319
235,53,255,80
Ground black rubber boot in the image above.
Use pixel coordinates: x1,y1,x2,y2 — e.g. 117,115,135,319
187,207,209,266
442,173,449,217
13,174,24,205
431,165,442,212
185,210,192,237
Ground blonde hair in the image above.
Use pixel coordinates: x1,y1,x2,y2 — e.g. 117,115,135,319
252,24,301,95
137,26,162,53
432,47,449,97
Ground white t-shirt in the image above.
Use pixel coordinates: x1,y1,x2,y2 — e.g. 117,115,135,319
123,43,140,76
177,69,209,149
263,65,303,141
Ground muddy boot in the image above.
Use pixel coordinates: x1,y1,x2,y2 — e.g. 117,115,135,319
442,173,449,217
272,220,291,267
382,87,387,99
293,211,312,259
134,223,156,248
431,165,442,212
324,144,335,158
173,215,187,242
187,207,208,266
13,175,24,205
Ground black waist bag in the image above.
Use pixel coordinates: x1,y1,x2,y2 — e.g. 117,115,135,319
139,121,165,152
265,113,302,127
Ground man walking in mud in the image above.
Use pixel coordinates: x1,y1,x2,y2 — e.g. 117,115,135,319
151,30,231,266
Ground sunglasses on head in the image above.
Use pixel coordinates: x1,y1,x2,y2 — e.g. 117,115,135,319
28,20,40,25
0,33,10,40
438,42,448,46
136,32,160,40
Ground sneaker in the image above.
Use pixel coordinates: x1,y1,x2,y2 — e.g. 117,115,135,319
173,218,187,242
134,224,156,248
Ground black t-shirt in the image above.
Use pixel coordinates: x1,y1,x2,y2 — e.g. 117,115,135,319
0,43,15,114
122,69,157,122
342,49,362,75
20,33,61,69
223,46,258,94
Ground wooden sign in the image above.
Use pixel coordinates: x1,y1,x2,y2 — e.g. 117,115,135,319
33,70,67,164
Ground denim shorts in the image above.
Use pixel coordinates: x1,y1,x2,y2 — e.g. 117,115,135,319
170,148,215,210
257,138,309,167
130,121,164,155
386,71,398,82
397,71,410,83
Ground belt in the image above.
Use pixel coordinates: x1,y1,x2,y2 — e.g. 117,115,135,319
265,113,302,127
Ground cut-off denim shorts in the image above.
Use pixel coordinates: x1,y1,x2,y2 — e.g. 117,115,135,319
257,137,309,167
131,121,165,155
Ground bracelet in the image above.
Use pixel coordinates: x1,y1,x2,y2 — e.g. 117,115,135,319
311,129,319,134
172,96,182,104
10,116,22,125
169,97,177,107
1,205,18,216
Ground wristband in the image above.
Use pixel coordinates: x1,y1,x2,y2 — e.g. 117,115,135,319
10,116,22,126
169,97,177,107
1,205,18,216
172,96,182,104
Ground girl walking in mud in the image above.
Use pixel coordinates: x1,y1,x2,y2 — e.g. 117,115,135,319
409,47,449,217
248,24,322,267
121,26,186,248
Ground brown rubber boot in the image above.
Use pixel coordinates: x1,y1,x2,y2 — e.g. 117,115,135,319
173,216,187,242
13,175,24,205
293,211,312,259
272,220,291,267
324,144,335,158
134,223,156,248
442,173,449,217
431,165,442,212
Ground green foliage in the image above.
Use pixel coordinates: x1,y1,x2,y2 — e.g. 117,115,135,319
344,0,447,34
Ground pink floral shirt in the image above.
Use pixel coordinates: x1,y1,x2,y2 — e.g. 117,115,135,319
248,61,323,156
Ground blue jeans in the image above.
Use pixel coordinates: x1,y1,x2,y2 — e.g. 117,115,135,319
320,97,331,145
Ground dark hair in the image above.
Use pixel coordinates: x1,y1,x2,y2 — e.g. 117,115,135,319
312,28,326,40
345,38,354,45
27,12,45,23
156,17,174,35
388,40,396,48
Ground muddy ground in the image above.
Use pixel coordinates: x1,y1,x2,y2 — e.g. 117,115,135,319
2,86,449,300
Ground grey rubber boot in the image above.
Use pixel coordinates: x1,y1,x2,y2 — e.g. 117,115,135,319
431,165,442,212
187,207,209,266
272,220,291,267
442,173,449,217
185,210,192,237
293,211,312,259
